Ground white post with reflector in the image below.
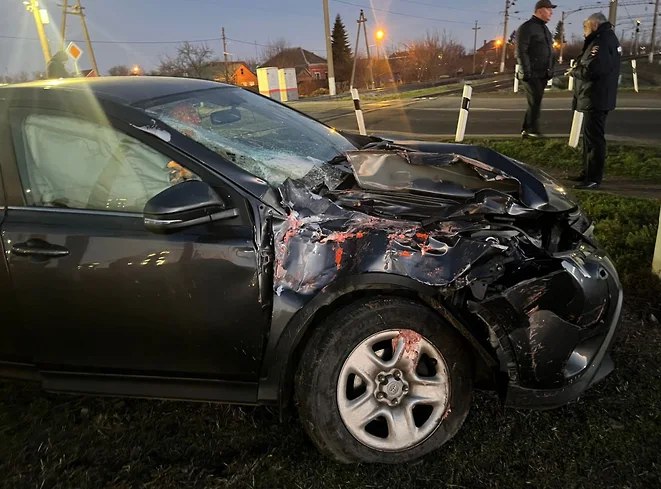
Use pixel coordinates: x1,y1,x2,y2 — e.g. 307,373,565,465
514,64,520,93
632,59,639,93
654,208,661,278
350,88,367,136
568,110,584,148
455,84,472,143
568,59,576,91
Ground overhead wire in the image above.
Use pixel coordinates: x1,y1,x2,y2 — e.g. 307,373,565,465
331,0,498,26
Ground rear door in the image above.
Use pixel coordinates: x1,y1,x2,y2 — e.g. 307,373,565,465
0,89,269,386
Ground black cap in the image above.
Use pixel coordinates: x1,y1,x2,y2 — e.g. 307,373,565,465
535,0,557,9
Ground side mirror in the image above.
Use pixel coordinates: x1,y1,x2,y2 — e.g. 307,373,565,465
210,107,241,125
143,180,238,232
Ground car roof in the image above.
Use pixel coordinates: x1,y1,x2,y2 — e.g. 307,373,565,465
1,76,230,105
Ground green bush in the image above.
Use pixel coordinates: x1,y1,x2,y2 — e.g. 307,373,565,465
576,192,661,312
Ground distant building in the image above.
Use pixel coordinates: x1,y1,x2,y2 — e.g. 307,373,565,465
205,61,257,87
261,47,328,92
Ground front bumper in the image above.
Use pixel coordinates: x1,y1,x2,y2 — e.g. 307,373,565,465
472,249,623,409
505,290,622,409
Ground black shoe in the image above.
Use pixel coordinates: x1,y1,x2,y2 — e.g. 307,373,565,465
568,174,586,182
573,181,600,190
521,130,543,139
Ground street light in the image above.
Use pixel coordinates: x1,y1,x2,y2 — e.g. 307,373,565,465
375,29,385,60
23,0,52,67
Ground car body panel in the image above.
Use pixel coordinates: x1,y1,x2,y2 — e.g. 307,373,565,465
0,78,622,411
0,82,270,382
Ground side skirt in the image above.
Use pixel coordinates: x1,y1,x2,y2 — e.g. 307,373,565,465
0,361,259,405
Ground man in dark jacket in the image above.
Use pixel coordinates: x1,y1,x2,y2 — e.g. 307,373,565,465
516,0,556,138
569,13,622,189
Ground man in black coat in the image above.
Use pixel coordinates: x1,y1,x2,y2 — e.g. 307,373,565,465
569,13,622,189
516,0,556,138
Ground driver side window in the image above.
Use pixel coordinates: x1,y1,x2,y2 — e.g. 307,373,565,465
11,112,199,213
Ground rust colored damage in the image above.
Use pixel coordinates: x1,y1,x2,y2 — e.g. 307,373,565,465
334,247,343,269
393,329,423,369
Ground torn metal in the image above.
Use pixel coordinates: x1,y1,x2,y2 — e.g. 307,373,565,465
271,146,621,395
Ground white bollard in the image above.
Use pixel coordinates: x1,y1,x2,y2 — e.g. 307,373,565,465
455,84,472,143
568,110,584,148
654,207,661,277
568,59,576,91
632,59,639,93
350,88,367,136
514,64,520,93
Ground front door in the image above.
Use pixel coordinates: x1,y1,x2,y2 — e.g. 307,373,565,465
0,104,268,383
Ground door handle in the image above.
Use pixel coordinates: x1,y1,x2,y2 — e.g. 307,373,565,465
12,239,70,258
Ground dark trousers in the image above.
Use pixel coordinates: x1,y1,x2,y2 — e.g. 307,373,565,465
582,110,609,184
522,78,546,133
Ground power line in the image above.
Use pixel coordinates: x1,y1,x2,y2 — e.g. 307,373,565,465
331,0,498,26
393,0,499,15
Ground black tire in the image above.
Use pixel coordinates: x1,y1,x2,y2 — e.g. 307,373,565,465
295,296,473,464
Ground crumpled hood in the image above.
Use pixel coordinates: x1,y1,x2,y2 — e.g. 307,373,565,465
341,142,575,216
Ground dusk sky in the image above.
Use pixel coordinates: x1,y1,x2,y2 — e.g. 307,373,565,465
1,1,657,76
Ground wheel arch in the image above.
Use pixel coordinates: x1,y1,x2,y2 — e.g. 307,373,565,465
257,273,499,410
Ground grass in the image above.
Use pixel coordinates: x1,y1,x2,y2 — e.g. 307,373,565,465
1,309,659,488
468,138,661,183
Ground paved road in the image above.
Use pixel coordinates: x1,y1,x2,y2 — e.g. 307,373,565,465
289,92,661,143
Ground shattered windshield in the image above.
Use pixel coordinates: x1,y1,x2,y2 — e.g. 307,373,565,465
141,87,356,185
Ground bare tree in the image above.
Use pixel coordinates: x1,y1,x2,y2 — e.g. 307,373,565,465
402,31,466,83
260,38,290,63
108,65,130,76
157,42,215,78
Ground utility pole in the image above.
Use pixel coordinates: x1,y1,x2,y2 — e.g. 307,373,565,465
322,0,336,96
222,27,230,83
650,0,659,62
27,0,52,67
349,10,374,90
609,0,618,26
350,12,362,89
472,20,481,74
362,11,374,89
500,0,512,73
60,0,68,50
61,0,99,75
559,11,566,63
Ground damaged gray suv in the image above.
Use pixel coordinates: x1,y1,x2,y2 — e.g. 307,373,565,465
0,77,622,464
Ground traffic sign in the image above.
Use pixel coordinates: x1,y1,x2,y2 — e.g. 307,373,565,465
66,42,83,61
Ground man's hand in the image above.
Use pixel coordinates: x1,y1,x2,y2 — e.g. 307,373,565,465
517,71,532,82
